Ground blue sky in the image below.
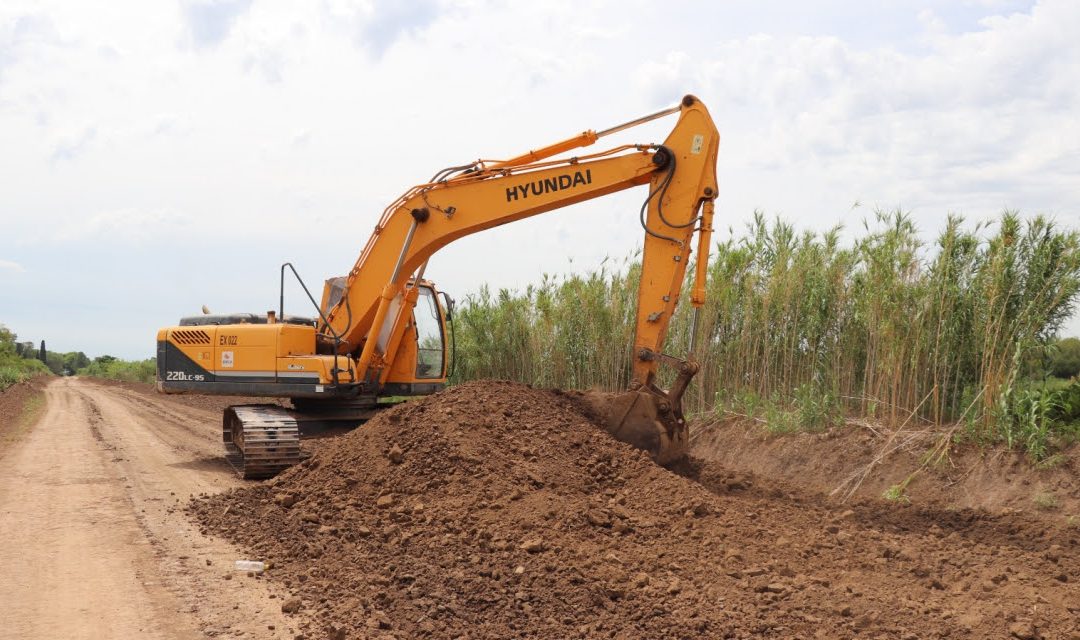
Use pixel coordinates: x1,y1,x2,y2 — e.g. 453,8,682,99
1,0,1077,358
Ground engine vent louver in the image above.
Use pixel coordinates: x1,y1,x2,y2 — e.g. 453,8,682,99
172,329,211,345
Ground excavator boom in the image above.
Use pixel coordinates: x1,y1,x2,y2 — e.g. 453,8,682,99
323,95,718,463
327,96,717,382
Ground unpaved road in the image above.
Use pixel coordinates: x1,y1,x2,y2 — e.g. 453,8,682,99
0,378,295,639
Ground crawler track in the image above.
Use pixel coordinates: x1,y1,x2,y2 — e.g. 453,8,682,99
223,405,301,479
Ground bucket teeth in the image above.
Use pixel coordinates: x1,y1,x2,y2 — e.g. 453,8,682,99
223,405,301,479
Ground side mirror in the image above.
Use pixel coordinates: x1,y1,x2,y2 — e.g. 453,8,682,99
440,291,456,321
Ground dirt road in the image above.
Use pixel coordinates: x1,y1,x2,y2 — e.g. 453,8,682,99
0,377,295,639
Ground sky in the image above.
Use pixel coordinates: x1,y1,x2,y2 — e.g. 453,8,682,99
1,0,1079,359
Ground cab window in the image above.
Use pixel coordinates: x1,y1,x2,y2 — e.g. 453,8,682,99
414,287,444,379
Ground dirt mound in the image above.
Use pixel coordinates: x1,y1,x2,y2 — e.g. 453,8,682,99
691,416,1080,521
190,381,1080,639
0,375,50,449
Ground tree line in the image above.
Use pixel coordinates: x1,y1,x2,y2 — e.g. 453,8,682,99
0,324,154,389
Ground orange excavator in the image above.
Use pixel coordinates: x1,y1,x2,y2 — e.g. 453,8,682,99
156,95,720,478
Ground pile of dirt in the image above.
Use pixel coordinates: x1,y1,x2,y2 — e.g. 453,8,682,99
691,417,1080,521
190,380,1080,640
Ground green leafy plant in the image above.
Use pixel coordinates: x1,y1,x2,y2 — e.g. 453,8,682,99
882,483,911,503
0,325,52,391
77,357,156,384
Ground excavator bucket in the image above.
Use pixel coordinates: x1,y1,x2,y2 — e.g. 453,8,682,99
575,354,698,465
580,389,689,465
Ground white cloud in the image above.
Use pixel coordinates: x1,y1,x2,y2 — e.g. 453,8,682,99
179,0,252,49
680,0,1080,229
0,12,61,84
0,259,25,272
48,208,186,244
2,0,1080,354
636,51,695,107
49,124,95,162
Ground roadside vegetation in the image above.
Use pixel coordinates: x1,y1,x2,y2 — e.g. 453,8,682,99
77,356,156,384
451,211,1080,461
1,323,155,389
0,325,51,391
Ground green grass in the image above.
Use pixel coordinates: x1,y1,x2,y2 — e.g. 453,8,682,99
882,483,912,504
1034,453,1069,471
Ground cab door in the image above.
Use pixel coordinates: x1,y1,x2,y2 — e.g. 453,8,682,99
413,285,446,380
382,284,448,392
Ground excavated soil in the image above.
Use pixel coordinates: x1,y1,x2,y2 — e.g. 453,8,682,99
190,381,1080,639
691,417,1080,521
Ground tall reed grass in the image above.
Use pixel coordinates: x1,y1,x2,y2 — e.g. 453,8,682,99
451,211,1080,440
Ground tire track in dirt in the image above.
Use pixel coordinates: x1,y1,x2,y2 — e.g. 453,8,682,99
67,380,301,639
0,378,194,639
0,378,302,639
81,385,229,471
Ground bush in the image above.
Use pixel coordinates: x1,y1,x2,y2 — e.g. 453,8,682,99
1048,337,1080,378
0,324,53,391
77,357,156,384
0,359,51,391
993,379,1080,460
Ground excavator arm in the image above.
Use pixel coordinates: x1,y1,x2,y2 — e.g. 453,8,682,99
321,95,719,462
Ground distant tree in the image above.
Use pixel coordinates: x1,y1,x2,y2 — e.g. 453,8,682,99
94,354,118,365
0,323,15,358
63,351,90,372
39,340,46,363
0,325,15,357
1049,337,1080,379
44,352,65,375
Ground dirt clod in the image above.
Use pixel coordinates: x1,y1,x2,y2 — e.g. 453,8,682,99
520,538,545,553
1008,620,1040,639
